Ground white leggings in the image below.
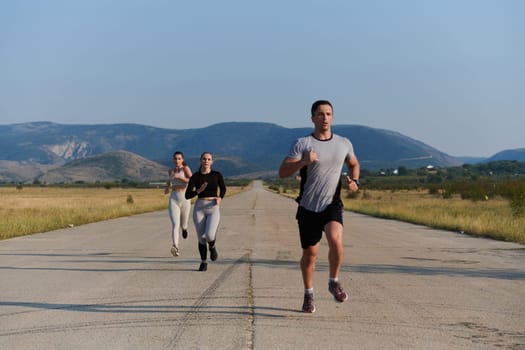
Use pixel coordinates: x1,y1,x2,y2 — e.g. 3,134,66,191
168,191,191,247
192,199,220,245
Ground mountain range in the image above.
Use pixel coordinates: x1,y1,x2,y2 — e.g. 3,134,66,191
1,121,523,183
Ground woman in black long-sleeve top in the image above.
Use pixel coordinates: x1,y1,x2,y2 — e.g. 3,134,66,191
185,152,226,271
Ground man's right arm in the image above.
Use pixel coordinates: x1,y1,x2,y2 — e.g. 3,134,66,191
278,157,304,178
279,147,319,178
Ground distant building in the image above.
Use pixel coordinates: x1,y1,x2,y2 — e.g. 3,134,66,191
149,182,166,188
426,165,437,174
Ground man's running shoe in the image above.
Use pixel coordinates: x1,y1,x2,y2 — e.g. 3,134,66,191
328,281,348,302
182,229,188,239
170,245,179,257
198,262,208,271
302,293,315,313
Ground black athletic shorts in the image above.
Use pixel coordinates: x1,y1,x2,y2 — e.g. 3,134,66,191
296,201,343,249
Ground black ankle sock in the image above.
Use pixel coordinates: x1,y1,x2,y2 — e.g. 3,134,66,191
198,243,207,261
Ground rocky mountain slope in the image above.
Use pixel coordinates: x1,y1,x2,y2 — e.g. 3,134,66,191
0,121,487,183
35,150,168,184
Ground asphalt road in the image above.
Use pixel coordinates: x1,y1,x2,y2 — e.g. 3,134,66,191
1,181,524,349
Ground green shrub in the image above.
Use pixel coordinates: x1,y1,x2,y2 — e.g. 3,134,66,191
428,186,439,195
442,190,453,199
501,181,525,217
346,191,359,199
362,190,372,200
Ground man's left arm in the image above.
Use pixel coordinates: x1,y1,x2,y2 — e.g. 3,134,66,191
345,156,360,192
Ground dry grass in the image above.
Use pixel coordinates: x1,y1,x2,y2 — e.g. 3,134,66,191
0,185,247,240
278,188,525,245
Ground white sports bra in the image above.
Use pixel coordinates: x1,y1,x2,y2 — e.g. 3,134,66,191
170,167,187,187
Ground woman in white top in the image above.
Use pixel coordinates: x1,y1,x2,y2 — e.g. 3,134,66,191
164,151,192,257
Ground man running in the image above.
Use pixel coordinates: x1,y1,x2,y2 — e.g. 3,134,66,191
278,100,360,313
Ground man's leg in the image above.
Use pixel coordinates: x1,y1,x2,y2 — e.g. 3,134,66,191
301,244,319,289
325,221,348,302
325,221,344,278
301,244,318,313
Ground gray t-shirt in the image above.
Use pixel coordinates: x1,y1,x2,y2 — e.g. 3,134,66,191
287,133,355,212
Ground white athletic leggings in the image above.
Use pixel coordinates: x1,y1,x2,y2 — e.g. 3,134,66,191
192,199,220,245
168,191,191,247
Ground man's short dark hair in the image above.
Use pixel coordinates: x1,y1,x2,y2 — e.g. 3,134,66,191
311,100,333,117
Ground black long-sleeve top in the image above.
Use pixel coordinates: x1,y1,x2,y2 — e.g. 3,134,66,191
185,170,226,199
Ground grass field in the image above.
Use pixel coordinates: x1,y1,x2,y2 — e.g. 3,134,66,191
3,185,523,245
277,188,525,245
0,185,247,240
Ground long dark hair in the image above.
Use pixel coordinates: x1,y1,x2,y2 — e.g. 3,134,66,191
199,151,213,172
173,151,187,166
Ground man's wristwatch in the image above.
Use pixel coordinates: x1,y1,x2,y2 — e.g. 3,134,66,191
351,178,360,185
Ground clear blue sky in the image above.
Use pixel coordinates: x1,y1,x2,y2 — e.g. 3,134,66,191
1,0,524,157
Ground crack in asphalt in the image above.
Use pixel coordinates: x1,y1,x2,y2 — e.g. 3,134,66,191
166,252,254,350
